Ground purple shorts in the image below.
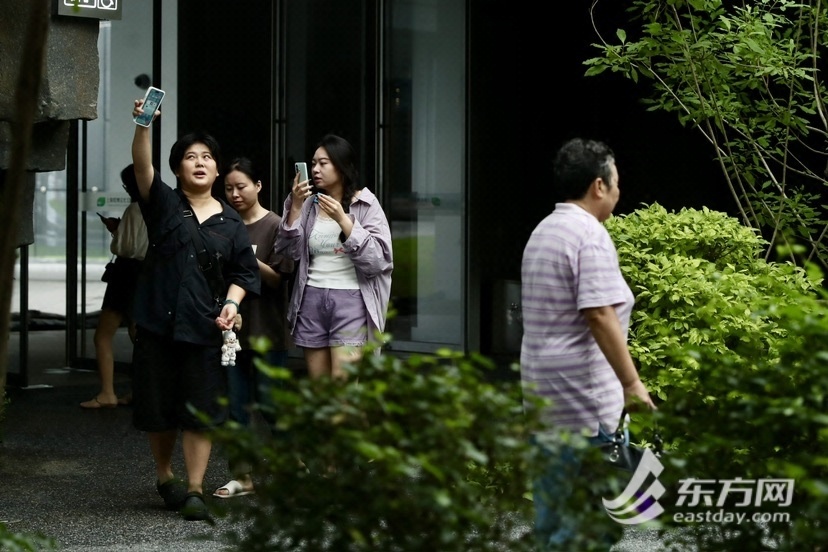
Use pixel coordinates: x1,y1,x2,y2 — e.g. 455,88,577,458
293,286,368,348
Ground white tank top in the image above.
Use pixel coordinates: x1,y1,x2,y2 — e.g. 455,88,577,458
307,217,359,289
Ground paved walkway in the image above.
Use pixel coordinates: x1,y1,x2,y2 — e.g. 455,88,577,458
0,371,246,551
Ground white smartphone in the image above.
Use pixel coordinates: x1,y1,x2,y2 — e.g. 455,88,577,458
295,162,309,183
134,86,165,127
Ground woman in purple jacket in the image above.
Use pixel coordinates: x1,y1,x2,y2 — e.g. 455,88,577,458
276,134,393,379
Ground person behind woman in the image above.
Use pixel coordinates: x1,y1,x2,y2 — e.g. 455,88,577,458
213,156,293,498
80,164,147,409
276,134,393,379
130,97,260,520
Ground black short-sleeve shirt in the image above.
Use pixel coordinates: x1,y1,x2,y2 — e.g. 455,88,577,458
133,171,261,346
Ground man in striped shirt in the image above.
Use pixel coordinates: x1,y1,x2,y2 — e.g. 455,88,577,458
520,137,656,549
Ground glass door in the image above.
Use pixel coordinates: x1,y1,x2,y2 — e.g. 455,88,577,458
382,0,466,352
77,1,175,370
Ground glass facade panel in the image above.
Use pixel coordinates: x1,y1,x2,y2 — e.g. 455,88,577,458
284,0,373,187
383,0,465,350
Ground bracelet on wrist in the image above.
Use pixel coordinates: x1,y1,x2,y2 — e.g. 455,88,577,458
223,299,240,312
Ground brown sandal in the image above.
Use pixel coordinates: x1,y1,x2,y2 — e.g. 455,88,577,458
80,396,117,409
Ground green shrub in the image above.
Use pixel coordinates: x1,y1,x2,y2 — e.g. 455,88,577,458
648,272,828,550
210,344,544,551
607,204,828,550
605,204,818,403
0,523,56,552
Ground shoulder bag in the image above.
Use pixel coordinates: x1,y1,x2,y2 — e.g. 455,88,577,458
111,202,148,260
180,204,226,308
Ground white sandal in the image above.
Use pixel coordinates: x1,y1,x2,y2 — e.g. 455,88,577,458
212,479,255,499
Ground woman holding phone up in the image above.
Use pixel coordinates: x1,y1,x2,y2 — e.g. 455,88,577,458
129,96,260,521
276,134,393,379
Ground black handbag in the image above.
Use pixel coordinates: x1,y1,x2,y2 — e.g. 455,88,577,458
101,259,117,283
599,408,660,472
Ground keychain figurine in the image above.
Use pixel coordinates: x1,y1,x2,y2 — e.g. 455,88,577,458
221,329,241,366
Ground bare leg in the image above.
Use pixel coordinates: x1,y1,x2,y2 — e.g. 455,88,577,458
148,430,179,483
331,345,362,380
181,429,212,495
80,307,123,407
304,346,359,476
304,347,333,379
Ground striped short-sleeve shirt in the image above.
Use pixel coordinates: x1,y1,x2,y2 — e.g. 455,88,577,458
520,203,633,436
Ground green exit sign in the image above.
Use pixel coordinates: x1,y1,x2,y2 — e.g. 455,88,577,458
55,0,122,21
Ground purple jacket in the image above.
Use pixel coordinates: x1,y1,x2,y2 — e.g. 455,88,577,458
275,187,394,343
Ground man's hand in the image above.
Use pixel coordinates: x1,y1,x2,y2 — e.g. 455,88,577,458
622,379,657,412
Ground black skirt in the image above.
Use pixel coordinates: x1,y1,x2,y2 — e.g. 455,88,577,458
101,257,143,314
